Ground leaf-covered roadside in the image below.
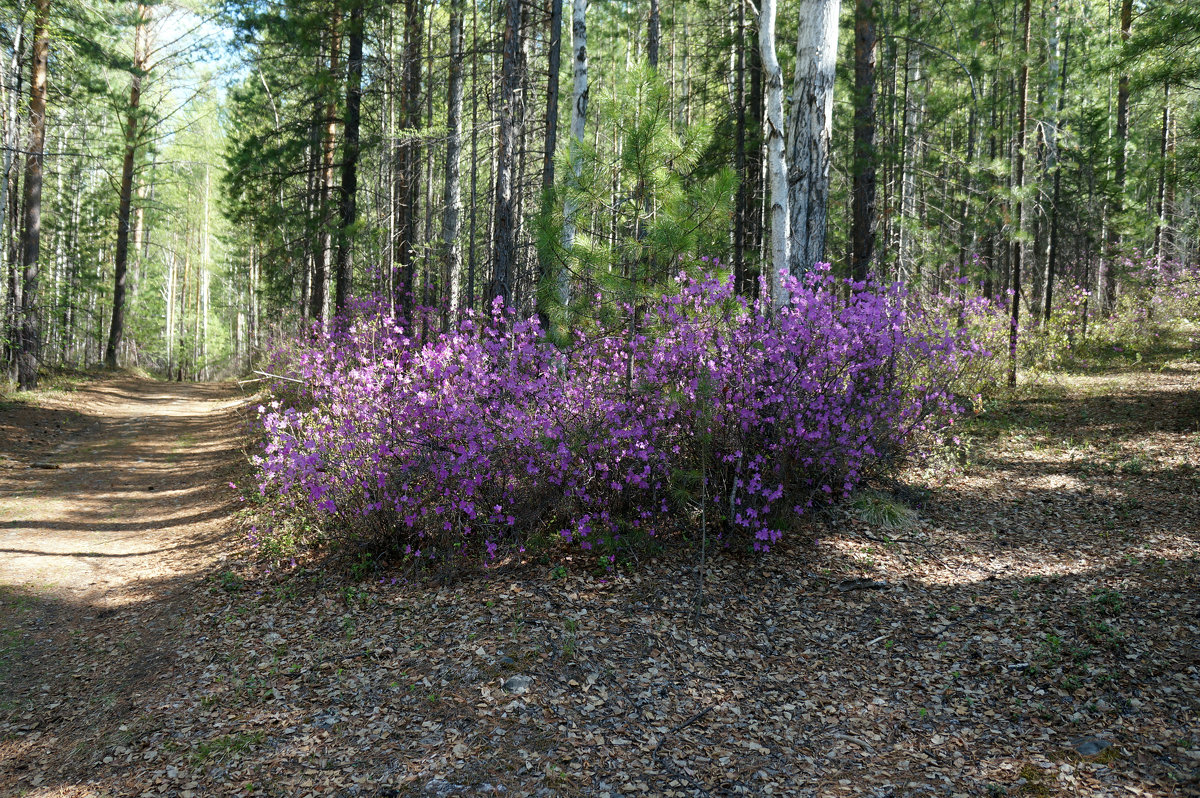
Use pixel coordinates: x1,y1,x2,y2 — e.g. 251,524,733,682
2,368,1197,797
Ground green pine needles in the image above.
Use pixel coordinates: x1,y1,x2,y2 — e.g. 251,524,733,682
535,66,737,345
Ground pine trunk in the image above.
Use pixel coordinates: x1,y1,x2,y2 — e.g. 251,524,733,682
490,0,522,307
850,0,876,283
18,0,48,391
335,0,365,317
394,0,422,319
105,1,150,369
786,0,840,275
442,0,466,324
1101,0,1132,313
1044,19,1070,323
1008,0,1032,388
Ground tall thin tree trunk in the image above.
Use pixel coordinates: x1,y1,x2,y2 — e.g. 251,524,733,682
467,0,480,312
490,0,522,306
335,0,365,317
898,5,922,282
648,0,661,69
164,249,175,377
733,0,749,291
747,26,764,274
17,0,48,391
1161,96,1175,262
759,0,790,307
1008,0,1032,388
535,0,561,328
311,13,342,324
441,0,466,326
200,166,210,377
1044,19,1070,323
957,91,978,303
1152,82,1169,262
559,0,588,310
105,1,150,369
850,0,876,283
1,22,23,326
178,247,189,381
394,0,421,319
786,0,841,275
1100,0,1132,313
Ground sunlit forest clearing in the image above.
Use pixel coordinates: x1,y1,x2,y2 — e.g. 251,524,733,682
1,0,1198,795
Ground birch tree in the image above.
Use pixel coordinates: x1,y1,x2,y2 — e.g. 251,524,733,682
559,0,587,310
759,0,791,307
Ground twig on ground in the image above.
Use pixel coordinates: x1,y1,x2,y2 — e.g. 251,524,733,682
829,732,876,754
652,705,716,754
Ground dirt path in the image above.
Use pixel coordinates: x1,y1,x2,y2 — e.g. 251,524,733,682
0,377,247,795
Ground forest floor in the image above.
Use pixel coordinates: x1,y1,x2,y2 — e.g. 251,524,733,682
0,346,1198,798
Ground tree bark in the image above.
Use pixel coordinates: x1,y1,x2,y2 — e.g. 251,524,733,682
105,1,150,369
1008,0,1032,389
3,23,24,376
442,0,466,324
1044,17,1069,323
311,12,341,324
759,0,791,307
18,0,48,391
394,0,421,319
898,4,922,281
559,0,588,310
335,0,365,317
490,0,522,308
648,0,660,70
850,0,876,283
786,0,840,276
1152,82,1169,262
535,0,562,327
467,0,480,312
1100,0,1132,313
734,0,748,291
1,22,23,303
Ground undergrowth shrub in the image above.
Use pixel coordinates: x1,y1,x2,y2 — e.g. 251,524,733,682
249,265,985,564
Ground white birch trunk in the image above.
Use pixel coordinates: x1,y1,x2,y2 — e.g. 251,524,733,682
0,23,22,269
759,0,791,307
786,0,841,275
559,0,588,309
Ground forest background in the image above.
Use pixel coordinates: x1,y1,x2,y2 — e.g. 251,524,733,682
1,0,1197,389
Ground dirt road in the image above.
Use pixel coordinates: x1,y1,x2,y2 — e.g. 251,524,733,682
0,377,247,795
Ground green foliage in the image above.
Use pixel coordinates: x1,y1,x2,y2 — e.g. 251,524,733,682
189,731,266,764
535,66,735,343
851,490,919,531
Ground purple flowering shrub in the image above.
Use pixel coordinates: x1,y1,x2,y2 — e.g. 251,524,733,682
250,265,984,562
